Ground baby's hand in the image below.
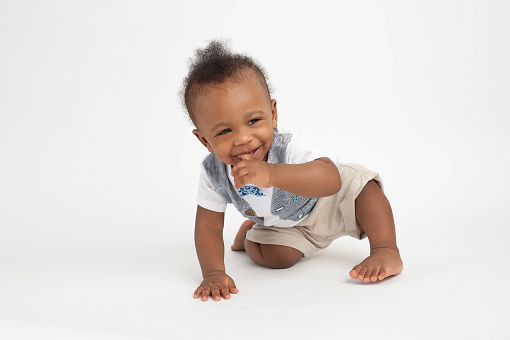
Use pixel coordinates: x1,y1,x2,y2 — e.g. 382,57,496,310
231,154,273,189
194,271,239,301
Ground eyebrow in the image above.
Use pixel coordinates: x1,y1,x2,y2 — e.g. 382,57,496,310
210,110,264,133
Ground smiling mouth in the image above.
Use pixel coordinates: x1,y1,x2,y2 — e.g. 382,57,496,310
234,147,260,160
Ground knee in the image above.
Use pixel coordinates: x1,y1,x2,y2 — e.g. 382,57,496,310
259,245,303,269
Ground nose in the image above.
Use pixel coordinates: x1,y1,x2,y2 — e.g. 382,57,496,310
233,127,253,146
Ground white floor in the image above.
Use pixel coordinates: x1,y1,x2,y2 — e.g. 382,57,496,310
1,1,509,339
1,201,509,339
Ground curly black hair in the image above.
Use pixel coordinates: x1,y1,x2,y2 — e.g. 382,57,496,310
180,40,272,125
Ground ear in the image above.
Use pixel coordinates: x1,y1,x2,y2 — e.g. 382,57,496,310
192,129,214,153
271,99,278,130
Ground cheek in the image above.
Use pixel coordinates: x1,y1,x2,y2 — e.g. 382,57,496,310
265,128,275,142
210,141,232,159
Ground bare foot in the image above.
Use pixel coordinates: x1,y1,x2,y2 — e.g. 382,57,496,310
231,219,256,251
349,247,403,283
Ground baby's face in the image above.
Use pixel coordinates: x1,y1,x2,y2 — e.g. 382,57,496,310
192,75,277,166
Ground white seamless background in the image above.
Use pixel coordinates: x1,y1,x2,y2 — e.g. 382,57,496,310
1,1,509,339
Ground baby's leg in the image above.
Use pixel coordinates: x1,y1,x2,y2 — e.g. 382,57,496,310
245,240,303,269
231,219,303,268
349,180,403,282
231,219,255,251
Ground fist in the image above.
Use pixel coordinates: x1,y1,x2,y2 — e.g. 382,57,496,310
231,154,273,189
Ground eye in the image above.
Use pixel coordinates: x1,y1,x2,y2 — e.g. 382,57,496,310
217,128,231,136
248,118,261,125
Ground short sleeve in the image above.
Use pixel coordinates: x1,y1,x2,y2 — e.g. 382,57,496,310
196,161,228,212
286,132,334,164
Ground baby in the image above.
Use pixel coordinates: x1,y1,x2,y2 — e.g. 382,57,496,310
180,40,403,301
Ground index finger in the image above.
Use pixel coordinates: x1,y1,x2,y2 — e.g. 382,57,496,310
238,153,253,161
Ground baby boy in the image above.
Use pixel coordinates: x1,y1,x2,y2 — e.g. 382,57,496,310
180,40,403,301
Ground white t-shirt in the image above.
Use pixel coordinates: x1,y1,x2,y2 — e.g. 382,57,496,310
196,132,331,227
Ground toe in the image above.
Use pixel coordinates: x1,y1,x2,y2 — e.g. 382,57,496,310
371,267,381,282
364,268,372,283
357,266,368,281
378,267,387,280
350,265,362,279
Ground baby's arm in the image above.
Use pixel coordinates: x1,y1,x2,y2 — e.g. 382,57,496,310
232,155,341,198
193,205,238,301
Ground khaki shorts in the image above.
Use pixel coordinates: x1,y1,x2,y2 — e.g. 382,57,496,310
245,163,383,256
